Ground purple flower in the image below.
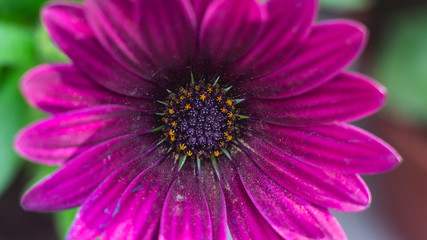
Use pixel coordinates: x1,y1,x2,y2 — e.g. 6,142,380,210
15,0,401,239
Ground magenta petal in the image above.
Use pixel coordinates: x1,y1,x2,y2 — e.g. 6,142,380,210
190,0,213,23
21,134,157,211
134,0,197,69
200,0,265,65
218,158,283,240
232,146,346,239
102,157,177,240
239,135,371,211
244,21,367,99
249,121,401,174
159,163,212,240
66,146,168,240
42,3,161,98
21,64,156,114
200,160,227,240
246,72,385,124
230,0,316,77
15,105,155,165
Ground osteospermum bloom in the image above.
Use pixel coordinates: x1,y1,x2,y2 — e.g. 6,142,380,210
15,0,401,239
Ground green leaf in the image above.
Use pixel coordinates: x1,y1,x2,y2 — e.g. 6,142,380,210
0,68,29,195
55,208,78,239
374,8,427,122
320,0,372,11
0,0,47,24
0,21,35,66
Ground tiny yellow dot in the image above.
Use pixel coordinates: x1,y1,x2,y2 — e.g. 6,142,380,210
168,109,175,114
180,96,185,100
200,94,206,101
207,88,213,93
185,104,191,110
171,121,177,127
226,99,233,106
221,107,227,113
217,96,222,102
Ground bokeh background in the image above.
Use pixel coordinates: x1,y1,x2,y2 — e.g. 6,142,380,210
0,0,426,239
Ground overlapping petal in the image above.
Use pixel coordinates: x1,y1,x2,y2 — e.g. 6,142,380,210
21,64,156,114
159,163,212,240
42,2,162,98
218,158,284,240
242,21,367,99
239,134,371,211
230,0,316,78
66,146,168,240
15,105,155,165
245,73,385,125
102,157,177,240
200,0,266,65
233,146,346,239
200,160,227,240
249,121,401,174
21,133,157,212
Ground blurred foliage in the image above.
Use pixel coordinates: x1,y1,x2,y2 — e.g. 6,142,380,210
0,22,34,66
320,0,373,11
55,208,79,239
0,0,47,24
375,7,427,122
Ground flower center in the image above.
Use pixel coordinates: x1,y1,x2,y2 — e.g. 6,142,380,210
160,82,239,159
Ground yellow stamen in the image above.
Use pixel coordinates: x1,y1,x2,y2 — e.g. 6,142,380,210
227,112,233,118
227,120,232,126
195,85,200,91
221,107,227,113
171,136,176,141
200,94,206,101
168,109,175,114
207,87,213,93
169,129,175,136
226,135,233,141
214,151,220,157
180,96,185,100
185,104,191,110
226,99,233,106
171,121,177,127
179,144,187,150
216,96,222,102
187,150,193,156
220,142,225,147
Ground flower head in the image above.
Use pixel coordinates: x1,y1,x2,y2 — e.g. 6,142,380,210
15,0,401,239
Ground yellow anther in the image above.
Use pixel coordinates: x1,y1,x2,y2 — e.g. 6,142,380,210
188,92,192,97
214,150,220,157
197,150,203,156
195,85,201,91
220,142,225,147
215,88,220,93
169,129,175,136
226,99,233,106
171,121,177,127
179,144,187,150
227,120,233,126
221,107,227,113
187,150,193,156
180,96,185,100
227,112,233,118
168,109,175,114
185,104,191,110
226,135,233,141
171,136,176,141
207,87,213,93
217,96,222,102
200,94,206,101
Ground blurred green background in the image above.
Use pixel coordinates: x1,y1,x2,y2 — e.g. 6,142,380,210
0,0,426,239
